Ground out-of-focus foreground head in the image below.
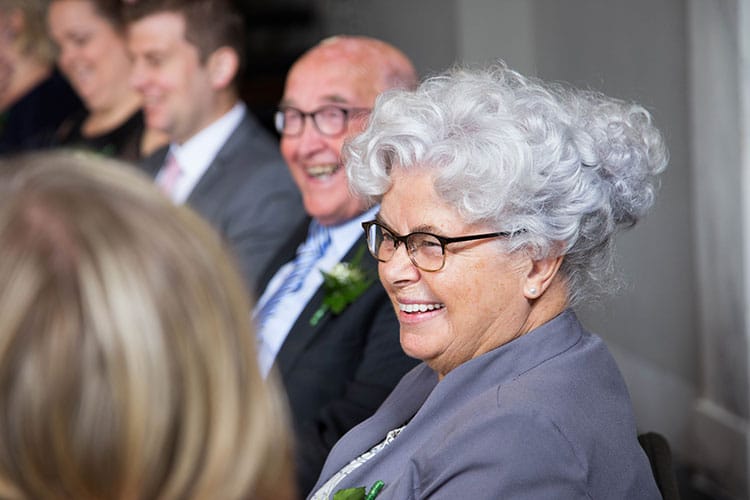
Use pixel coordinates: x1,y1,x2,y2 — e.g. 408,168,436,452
0,151,294,500
279,35,418,226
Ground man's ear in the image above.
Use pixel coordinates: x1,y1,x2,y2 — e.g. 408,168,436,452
207,47,239,89
523,254,564,300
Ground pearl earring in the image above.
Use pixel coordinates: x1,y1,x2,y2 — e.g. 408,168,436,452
528,287,537,296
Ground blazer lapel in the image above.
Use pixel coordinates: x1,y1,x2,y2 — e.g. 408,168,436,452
275,285,331,378
274,236,375,378
185,152,229,217
185,114,251,216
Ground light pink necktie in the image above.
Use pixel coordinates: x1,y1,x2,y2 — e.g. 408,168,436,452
158,153,182,197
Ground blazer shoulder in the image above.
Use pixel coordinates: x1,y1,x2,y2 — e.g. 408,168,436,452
219,111,283,164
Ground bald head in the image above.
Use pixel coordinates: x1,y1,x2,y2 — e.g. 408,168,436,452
279,35,417,226
291,35,418,98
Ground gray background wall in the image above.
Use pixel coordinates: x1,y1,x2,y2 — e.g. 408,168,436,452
305,0,748,496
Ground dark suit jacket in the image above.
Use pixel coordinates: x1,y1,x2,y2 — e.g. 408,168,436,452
141,110,304,291
256,217,419,496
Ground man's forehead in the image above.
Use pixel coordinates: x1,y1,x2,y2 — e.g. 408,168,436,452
286,54,381,95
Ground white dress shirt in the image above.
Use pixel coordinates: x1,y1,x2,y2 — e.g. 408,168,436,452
156,102,246,204
255,206,379,377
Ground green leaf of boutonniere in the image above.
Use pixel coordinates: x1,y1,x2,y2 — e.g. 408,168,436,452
310,244,375,326
332,487,366,500
333,481,385,500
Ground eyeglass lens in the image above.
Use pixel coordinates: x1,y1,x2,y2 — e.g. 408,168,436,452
276,106,347,136
366,223,445,271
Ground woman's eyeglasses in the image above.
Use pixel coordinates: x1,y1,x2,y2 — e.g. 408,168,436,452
362,220,518,272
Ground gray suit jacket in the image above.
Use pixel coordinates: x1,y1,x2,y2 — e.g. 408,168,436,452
310,310,661,500
141,111,304,291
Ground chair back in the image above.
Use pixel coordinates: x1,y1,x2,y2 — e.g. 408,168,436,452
638,432,681,499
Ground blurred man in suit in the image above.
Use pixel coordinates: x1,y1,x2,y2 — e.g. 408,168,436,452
254,35,420,495
124,0,303,290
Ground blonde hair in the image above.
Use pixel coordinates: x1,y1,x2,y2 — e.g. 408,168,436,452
0,0,56,64
0,151,294,500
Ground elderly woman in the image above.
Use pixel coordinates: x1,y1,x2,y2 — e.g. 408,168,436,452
309,65,667,499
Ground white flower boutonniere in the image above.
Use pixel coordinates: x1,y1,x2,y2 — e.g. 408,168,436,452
309,244,374,326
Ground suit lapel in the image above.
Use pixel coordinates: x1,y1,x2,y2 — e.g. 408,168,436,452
185,140,234,214
185,114,254,215
274,235,375,377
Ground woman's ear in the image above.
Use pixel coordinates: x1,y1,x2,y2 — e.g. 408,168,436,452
207,47,239,89
523,254,563,300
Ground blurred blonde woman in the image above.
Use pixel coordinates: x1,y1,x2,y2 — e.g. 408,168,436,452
0,151,294,500
47,0,165,160
0,0,82,153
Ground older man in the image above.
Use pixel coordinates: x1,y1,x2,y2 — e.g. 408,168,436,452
254,36,419,494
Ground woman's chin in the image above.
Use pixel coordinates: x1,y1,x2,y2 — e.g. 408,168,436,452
399,328,440,363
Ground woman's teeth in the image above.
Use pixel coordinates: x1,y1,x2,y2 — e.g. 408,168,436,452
399,303,445,313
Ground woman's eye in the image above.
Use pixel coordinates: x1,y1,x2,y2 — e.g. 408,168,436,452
417,237,441,248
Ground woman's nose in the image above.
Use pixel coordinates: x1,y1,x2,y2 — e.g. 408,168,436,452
378,243,420,288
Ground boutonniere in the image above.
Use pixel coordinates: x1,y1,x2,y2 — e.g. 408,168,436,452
309,244,374,326
333,480,385,500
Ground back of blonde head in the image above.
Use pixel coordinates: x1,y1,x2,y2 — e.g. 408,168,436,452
0,151,294,500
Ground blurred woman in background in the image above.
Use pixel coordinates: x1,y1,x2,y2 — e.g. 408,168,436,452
47,0,165,161
0,0,81,154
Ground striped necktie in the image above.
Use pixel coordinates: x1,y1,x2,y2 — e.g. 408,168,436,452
255,221,332,327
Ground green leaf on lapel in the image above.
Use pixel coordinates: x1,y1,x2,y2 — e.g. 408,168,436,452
332,487,366,500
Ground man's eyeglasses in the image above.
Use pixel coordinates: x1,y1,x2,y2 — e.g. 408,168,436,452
274,105,371,137
362,220,518,272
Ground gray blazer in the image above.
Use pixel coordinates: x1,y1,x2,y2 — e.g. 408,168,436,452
141,111,304,291
310,310,661,500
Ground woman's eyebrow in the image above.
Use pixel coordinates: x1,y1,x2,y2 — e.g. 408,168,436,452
374,215,442,235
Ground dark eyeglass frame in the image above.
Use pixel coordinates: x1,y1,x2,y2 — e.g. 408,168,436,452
274,105,371,137
362,220,518,272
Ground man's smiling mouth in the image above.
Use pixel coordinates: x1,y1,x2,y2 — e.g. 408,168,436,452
306,164,340,178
